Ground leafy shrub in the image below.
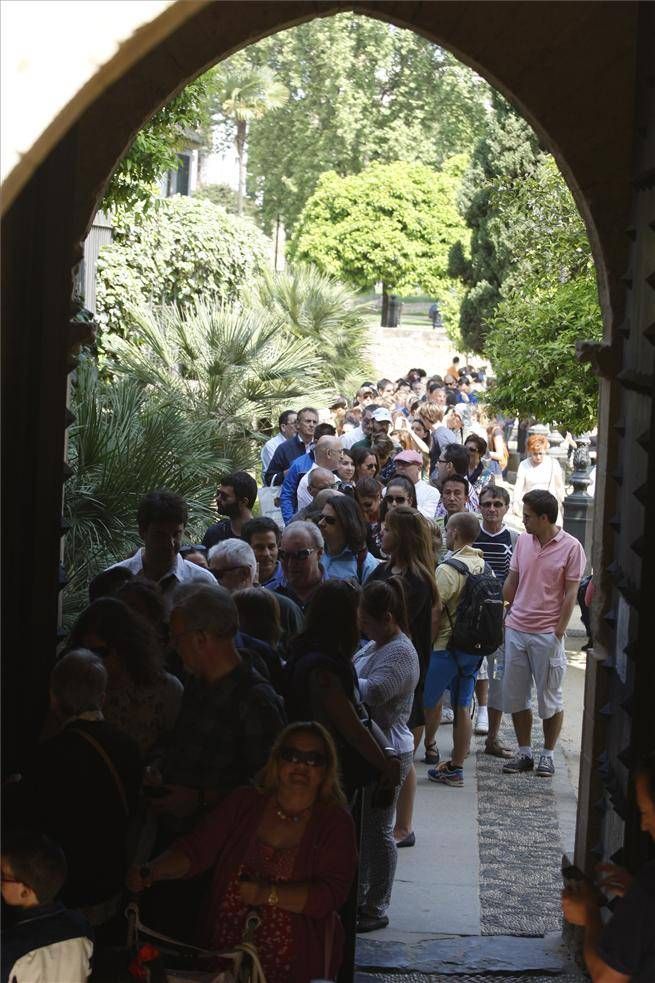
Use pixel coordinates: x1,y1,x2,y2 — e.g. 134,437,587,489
95,195,271,352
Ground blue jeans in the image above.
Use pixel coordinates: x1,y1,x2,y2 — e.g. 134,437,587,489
423,649,482,710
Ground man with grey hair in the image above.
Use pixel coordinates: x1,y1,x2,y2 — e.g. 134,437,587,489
273,520,325,611
208,539,302,648
154,583,285,823
295,436,342,512
6,650,141,917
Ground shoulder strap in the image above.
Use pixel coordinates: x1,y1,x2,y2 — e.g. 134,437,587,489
444,557,469,577
70,727,129,817
355,547,368,583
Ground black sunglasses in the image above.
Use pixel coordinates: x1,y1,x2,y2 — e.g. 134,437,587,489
318,514,337,525
386,495,408,504
279,746,327,768
279,548,316,561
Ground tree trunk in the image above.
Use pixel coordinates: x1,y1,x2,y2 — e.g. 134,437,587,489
236,120,247,216
381,284,389,327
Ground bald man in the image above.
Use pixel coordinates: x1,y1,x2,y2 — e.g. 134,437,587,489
296,436,342,511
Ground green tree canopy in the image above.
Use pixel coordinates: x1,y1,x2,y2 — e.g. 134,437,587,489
95,195,270,357
448,95,541,352
289,158,468,326
101,77,213,213
213,14,491,232
484,156,602,431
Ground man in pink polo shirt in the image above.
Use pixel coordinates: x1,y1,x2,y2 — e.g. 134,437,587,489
502,489,586,778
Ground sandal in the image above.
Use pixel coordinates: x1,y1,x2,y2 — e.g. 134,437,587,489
484,738,513,758
423,742,440,765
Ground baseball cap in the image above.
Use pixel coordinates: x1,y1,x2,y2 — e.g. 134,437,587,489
394,450,423,465
371,408,393,423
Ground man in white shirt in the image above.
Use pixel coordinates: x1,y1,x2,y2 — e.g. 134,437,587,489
260,409,297,476
391,449,441,519
296,436,342,510
106,489,215,609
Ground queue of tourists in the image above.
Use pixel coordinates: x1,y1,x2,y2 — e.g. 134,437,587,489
4,363,652,983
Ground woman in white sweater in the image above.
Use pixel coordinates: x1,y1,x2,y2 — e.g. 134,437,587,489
513,433,566,522
354,578,420,933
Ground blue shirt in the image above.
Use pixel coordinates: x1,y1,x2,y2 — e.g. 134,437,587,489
322,548,380,584
264,435,310,487
261,561,285,590
279,451,314,524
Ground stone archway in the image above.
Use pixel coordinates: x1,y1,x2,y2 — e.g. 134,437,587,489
2,0,653,911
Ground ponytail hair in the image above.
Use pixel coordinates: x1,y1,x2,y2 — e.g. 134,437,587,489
360,576,409,634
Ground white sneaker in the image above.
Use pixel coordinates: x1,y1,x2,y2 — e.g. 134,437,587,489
440,706,454,724
474,706,489,735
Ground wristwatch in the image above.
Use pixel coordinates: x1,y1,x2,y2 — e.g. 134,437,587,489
267,884,279,906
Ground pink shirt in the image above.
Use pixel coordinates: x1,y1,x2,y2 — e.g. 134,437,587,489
505,529,586,633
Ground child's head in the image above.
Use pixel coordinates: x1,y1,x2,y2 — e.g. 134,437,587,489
1,831,67,908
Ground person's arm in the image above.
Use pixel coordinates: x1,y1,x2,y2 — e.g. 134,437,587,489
503,569,519,606
357,644,411,707
408,429,430,454
512,462,525,514
241,807,357,916
265,444,288,487
127,847,191,892
279,464,301,524
555,580,581,639
562,885,630,983
316,671,397,779
431,598,443,642
488,428,506,463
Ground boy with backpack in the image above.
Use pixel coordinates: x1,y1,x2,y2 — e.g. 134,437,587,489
423,512,503,787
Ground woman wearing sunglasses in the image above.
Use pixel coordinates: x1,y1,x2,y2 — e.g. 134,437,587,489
128,721,357,983
351,445,380,483
317,495,380,584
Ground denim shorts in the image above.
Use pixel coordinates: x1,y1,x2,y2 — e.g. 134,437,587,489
423,649,483,709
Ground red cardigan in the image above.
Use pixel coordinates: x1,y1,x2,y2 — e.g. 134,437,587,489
174,786,357,982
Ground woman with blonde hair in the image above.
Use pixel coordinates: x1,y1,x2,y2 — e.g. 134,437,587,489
368,506,438,848
513,432,566,521
128,721,357,983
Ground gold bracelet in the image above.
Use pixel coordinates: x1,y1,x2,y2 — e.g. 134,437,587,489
267,883,279,906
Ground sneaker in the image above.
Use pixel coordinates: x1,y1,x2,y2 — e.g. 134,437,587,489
423,743,440,765
440,706,454,724
474,706,489,735
427,761,464,787
502,753,534,774
535,754,555,777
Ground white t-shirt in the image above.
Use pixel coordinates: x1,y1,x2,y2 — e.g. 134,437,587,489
415,479,441,520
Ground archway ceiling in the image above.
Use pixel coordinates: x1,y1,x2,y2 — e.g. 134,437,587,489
5,1,640,332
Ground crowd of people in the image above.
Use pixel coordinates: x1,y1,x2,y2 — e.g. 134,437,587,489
4,361,652,983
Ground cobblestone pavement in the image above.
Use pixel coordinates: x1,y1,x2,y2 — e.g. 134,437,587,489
356,975,584,982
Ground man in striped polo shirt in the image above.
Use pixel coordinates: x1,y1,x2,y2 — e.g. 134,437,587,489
473,484,517,756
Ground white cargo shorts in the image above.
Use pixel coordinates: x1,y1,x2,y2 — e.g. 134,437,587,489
503,627,566,719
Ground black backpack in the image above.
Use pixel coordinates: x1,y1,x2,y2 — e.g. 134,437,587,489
444,557,504,656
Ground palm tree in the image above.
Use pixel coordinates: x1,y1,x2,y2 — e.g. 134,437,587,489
213,66,288,215
249,264,374,397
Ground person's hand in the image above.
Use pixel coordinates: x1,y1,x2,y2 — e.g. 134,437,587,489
149,785,200,818
561,882,597,926
126,864,153,894
596,863,633,897
380,755,401,788
238,878,266,906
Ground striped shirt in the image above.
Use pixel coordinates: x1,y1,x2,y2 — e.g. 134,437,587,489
473,526,515,586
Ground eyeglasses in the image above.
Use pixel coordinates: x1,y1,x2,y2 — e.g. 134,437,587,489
438,457,449,464
279,746,327,768
386,495,408,504
318,514,337,525
279,548,316,561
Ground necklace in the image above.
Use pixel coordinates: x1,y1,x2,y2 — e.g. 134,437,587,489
274,799,311,823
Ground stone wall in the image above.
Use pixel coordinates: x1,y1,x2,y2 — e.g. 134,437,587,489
365,325,469,379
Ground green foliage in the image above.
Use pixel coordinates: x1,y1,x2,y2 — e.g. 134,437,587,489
95,196,270,356
215,14,491,231
448,96,542,352
289,159,468,327
484,156,602,431
193,183,259,220
63,357,221,621
248,264,374,396
102,77,213,213
485,276,602,433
